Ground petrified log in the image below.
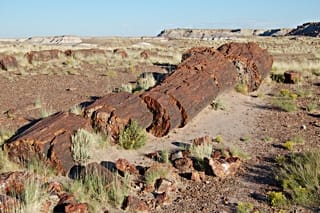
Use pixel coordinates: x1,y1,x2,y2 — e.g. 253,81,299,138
0,55,18,71
4,112,92,175
25,49,62,64
141,91,182,137
65,48,105,58
149,50,237,128
84,92,153,141
217,42,273,91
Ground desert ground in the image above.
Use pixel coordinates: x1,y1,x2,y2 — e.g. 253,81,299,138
0,31,319,212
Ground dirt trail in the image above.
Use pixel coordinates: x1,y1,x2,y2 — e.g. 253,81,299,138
92,87,269,165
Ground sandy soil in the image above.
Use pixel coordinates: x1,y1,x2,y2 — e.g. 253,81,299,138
0,36,319,212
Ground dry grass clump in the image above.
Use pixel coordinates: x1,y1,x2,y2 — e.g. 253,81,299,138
71,129,93,165
275,150,320,207
70,171,130,211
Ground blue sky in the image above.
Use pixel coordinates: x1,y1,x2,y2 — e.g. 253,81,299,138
1,0,319,38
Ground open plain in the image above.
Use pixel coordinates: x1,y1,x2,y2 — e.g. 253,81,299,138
0,30,319,212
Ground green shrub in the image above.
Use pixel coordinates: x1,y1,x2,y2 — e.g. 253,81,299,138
210,99,226,110
306,102,318,112
71,129,94,164
136,73,156,92
235,83,248,95
15,176,49,213
213,135,223,143
69,104,84,116
272,98,298,112
70,170,130,210
268,191,287,207
0,128,14,146
160,149,170,164
276,150,320,206
107,173,130,208
189,142,213,160
282,141,295,150
236,202,254,213
119,121,147,150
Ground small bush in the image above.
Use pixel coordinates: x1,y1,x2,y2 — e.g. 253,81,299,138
0,151,22,173
69,104,83,116
272,98,298,112
26,157,55,177
236,201,254,213
213,135,223,143
19,177,49,212
40,107,55,118
136,73,156,91
268,191,287,207
107,173,130,208
71,129,95,165
230,146,250,160
282,141,294,150
119,121,147,150
189,142,213,160
0,128,14,145
210,99,226,110
160,149,170,164
306,102,318,112
235,83,248,95
276,150,320,206
70,170,129,211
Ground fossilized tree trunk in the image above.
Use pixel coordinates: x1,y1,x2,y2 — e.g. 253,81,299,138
5,42,273,175
4,112,92,175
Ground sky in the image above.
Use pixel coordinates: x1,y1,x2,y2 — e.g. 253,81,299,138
1,0,319,38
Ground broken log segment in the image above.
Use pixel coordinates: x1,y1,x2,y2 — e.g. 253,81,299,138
149,49,238,127
4,112,92,175
85,42,272,138
141,91,182,137
217,42,273,91
84,92,153,141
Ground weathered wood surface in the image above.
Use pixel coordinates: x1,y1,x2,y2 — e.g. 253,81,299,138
142,91,182,137
149,49,238,127
85,92,153,140
217,42,273,91
4,112,91,175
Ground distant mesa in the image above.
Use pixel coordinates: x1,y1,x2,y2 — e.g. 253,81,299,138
157,22,320,39
286,22,320,37
23,35,82,45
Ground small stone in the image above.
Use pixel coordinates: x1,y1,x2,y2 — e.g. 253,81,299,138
284,70,301,84
170,151,183,161
122,195,149,212
206,157,241,178
173,157,193,173
191,171,201,182
115,158,139,175
192,135,212,146
301,125,307,130
155,192,171,206
64,203,89,213
155,178,174,194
